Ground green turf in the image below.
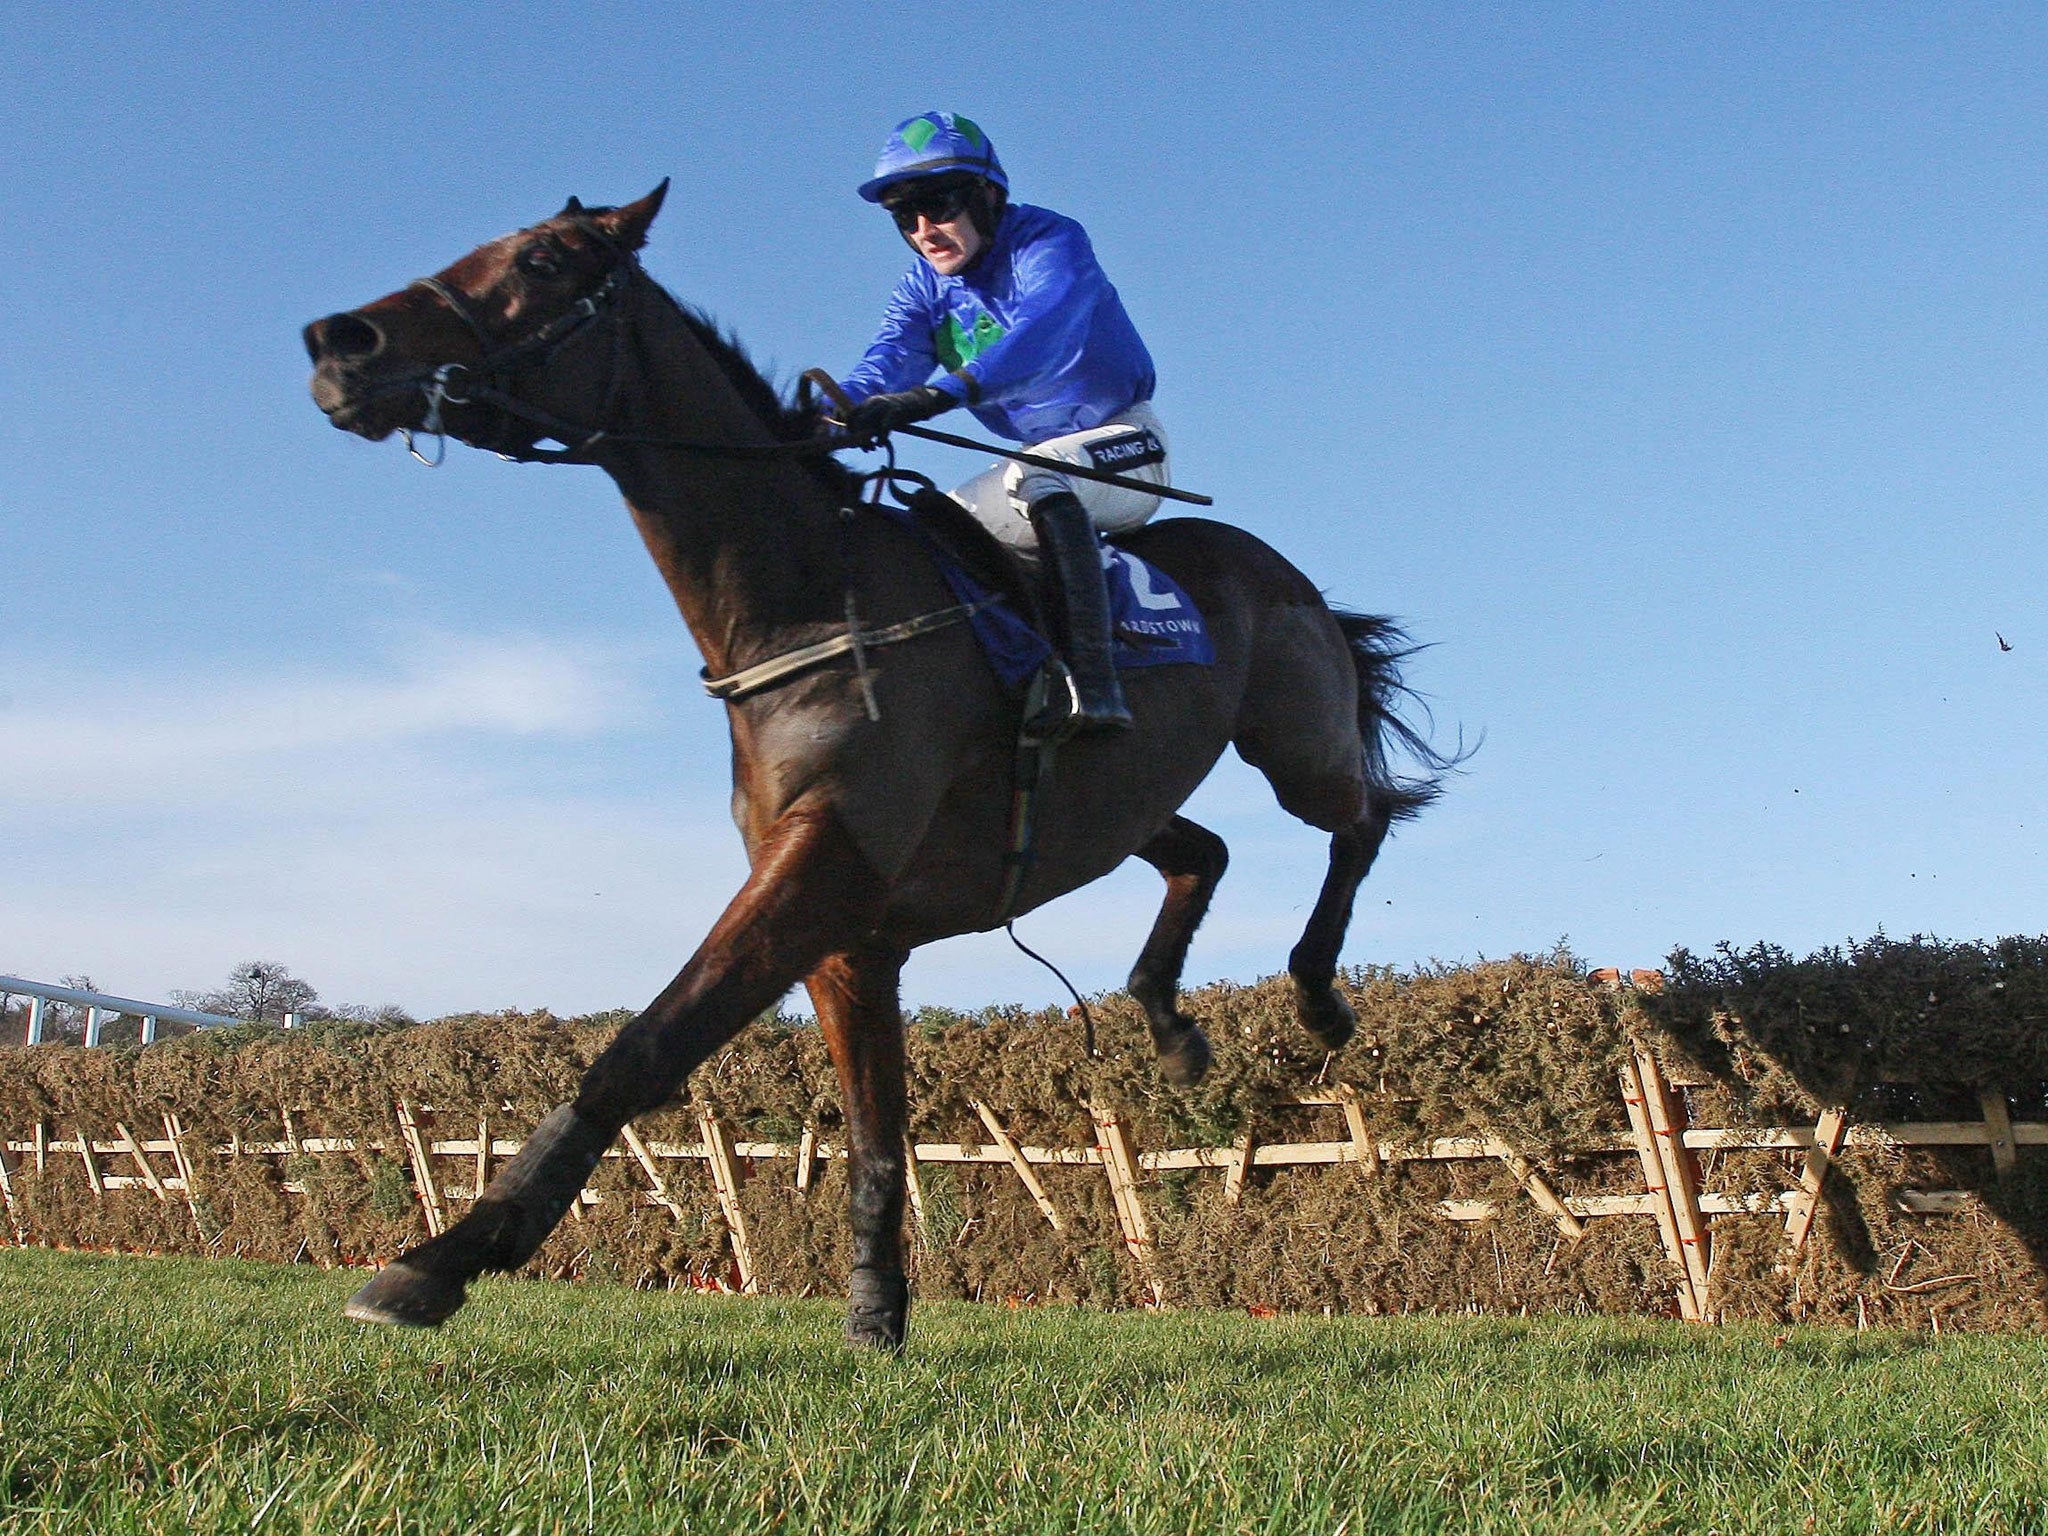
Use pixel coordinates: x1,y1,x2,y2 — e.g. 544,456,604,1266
1,1248,2046,1534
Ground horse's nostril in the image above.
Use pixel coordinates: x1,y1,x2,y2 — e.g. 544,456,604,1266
307,311,383,362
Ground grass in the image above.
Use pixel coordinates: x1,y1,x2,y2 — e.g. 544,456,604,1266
2,1249,2047,1534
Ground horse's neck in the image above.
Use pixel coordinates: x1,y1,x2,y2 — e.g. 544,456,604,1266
596,283,843,679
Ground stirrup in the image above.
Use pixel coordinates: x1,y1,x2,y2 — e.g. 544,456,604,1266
1021,660,1084,746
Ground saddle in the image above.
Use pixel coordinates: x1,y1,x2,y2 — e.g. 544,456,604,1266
879,486,1215,692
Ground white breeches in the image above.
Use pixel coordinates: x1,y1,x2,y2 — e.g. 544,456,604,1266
948,402,1170,557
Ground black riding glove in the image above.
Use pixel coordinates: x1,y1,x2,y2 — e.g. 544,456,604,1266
838,385,953,442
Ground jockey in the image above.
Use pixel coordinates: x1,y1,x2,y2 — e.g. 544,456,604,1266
836,111,1167,733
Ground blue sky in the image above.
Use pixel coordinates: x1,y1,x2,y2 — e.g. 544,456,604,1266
3,3,2043,1018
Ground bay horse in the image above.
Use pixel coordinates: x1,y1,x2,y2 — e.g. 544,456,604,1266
303,183,1445,1349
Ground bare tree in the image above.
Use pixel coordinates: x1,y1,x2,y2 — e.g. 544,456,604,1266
174,961,327,1025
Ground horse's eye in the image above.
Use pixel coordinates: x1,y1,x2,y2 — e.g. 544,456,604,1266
518,245,562,278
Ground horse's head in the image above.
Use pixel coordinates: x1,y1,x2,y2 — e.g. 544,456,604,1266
304,181,669,452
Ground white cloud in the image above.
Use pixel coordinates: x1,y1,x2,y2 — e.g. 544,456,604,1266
0,631,742,1015
0,632,641,807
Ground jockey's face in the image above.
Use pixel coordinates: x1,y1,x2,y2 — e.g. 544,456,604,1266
887,179,987,275
905,208,983,275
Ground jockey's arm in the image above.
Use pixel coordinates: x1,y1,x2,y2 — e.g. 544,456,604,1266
838,271,942,405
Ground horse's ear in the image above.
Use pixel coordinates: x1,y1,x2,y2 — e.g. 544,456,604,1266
592,178,669,251
565,195,585,215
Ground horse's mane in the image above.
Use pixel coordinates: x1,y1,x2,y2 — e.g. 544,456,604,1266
630,262,858,496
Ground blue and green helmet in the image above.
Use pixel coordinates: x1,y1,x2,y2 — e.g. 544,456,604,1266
858,111,1009,203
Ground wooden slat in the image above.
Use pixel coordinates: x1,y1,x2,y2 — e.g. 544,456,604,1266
316,1115,2036,1177
1783,1107,1849,1251
1635,1051,1712,1320
1619,1058,1699,1322
474,1114,491,1204
34,1121,47,1176
227,1136,375,1156
395,1100,446,1237
114,1124,169,1203
77,1127,104,1197
1687,1122,2048,1150
1980,1091,2017,1178
0,1134,22,1244
1496,1147,1586,1241
1147,1135,1520,1169
1224,1124,1256,1206
620,1123,686,1222
972,1102,1064,1231
1092,1108,1163,1304
1440,1192,1796,1222
1337,1084,1380,1172
907,1141,1086,1166
698,1111,757,1294
84,1121,2048,1167
794,1125,816,1191
1255,1142,1360,1167
901,1135,927,1242
164,1114,207,1237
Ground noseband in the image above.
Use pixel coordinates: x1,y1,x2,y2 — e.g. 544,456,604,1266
398,230,634,465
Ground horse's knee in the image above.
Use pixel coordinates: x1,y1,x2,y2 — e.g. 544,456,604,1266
1178,822,1230,880
574,1020,674,1122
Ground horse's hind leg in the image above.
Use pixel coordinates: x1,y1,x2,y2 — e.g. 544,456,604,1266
1128,816,1227,1088
807,942,913,1351
345,803,879,1329
1288,804,1393,1049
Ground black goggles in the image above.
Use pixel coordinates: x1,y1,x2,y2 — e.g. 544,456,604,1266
884,181,977,232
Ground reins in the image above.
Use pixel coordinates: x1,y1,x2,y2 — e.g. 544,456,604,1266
393,255,1213,506
795,370,1211,506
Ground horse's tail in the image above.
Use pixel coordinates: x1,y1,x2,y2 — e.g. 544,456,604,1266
1330,609,1466,824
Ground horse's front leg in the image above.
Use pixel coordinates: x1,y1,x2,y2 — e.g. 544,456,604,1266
345,803,881,1327
805,942,913,1351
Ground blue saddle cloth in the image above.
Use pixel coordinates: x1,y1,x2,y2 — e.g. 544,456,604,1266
871,503,1215,689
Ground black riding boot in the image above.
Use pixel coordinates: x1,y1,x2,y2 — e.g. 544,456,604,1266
1028,489,1133,734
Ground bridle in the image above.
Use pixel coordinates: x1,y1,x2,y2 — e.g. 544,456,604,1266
393,222,834,469
399,267,627,465
395,225,662,466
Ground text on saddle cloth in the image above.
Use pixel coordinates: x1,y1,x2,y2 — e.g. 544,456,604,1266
870,501,1215,689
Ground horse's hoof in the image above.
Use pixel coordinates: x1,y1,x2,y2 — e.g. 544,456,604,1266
1153,1020,1213,1088
846,1268,907,1354
343,1260,468,1328
1297,984,1357,1050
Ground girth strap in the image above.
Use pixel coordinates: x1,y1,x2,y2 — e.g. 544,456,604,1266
700,599,992,703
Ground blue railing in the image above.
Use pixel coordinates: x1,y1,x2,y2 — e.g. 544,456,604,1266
0,977,240,1046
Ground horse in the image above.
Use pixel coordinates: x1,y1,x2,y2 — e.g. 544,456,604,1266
303,182,1447,1350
